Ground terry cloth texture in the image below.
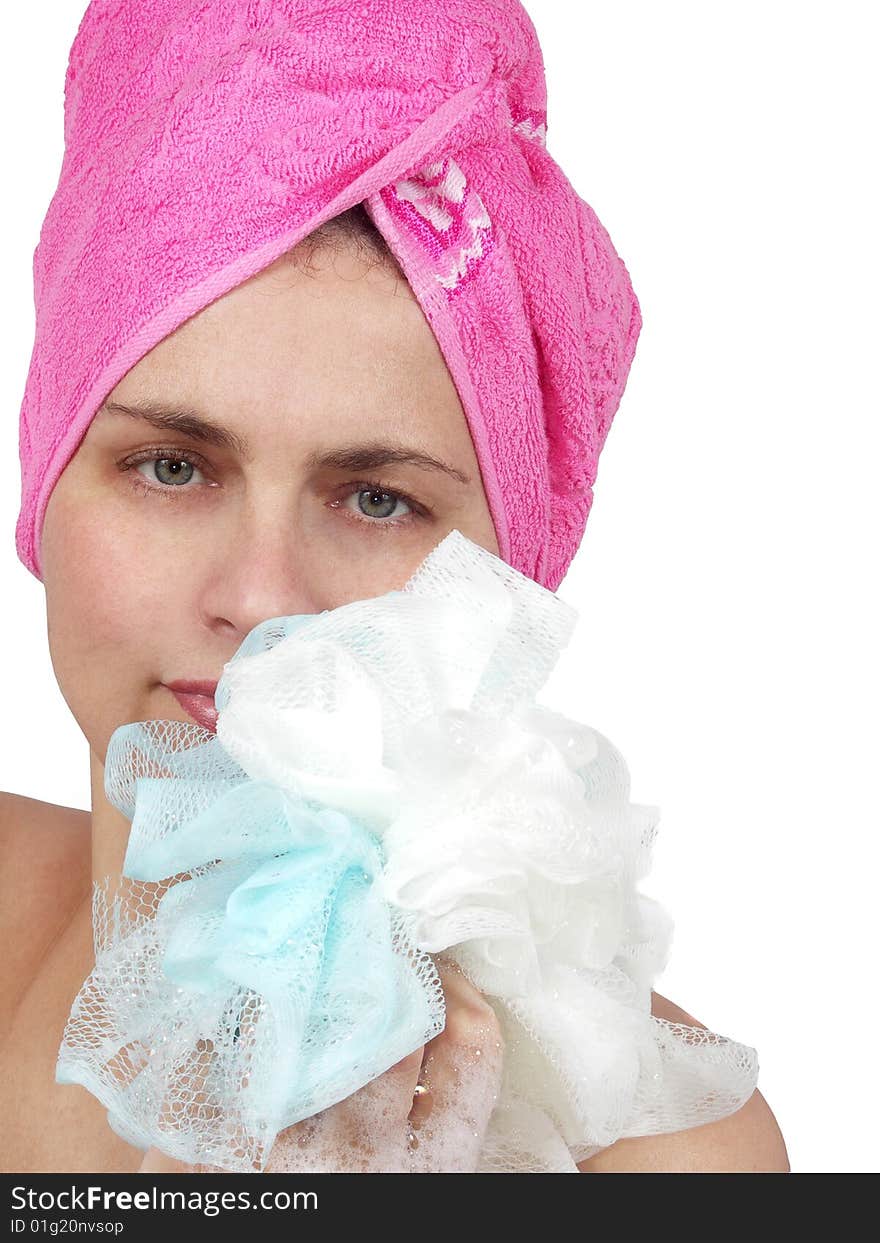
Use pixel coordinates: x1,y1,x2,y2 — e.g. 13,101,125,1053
15,0,642,590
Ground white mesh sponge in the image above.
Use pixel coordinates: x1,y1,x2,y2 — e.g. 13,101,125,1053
56,528,759,1172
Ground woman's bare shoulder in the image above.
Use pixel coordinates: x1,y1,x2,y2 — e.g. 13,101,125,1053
576,991,790,1173
0,789,91,866
0,792,91,1002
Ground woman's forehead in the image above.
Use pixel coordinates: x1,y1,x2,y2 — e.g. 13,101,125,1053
89,251,475,462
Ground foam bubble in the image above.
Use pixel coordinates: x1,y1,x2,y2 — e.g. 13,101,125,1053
264,1029,503,1173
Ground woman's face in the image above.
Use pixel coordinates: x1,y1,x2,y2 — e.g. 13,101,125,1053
41,239,499,759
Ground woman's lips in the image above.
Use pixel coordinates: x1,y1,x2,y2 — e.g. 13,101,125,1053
165,681,219,733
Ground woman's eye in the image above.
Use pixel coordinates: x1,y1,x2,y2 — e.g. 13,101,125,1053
123,454,424,529
131,454,206,491
341,485,413,523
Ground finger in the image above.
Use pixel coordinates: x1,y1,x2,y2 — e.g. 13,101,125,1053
405,957,504,1170
165,993,267,1172
139,1034,218,1169
341,1044,426,1119
265,1044,427,1173
428,955,505,1077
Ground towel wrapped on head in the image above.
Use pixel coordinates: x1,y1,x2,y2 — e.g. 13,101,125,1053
16,0,642,591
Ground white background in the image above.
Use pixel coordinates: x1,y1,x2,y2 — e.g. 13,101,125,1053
1,2,877,1173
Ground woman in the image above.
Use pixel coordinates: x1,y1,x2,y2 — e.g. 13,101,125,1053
1,0,789,1173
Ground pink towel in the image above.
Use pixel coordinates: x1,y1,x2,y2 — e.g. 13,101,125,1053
15,0,642,591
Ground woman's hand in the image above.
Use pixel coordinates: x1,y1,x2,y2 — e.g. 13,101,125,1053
265,954,504,1173
137,954,504,1174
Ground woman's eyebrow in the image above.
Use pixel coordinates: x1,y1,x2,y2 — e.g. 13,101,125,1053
99,400,249,456
97,399,472,483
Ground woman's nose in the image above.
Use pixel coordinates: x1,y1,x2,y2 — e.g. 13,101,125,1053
197,512,325,641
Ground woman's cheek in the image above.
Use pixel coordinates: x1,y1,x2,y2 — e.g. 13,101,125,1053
43,480,178,685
